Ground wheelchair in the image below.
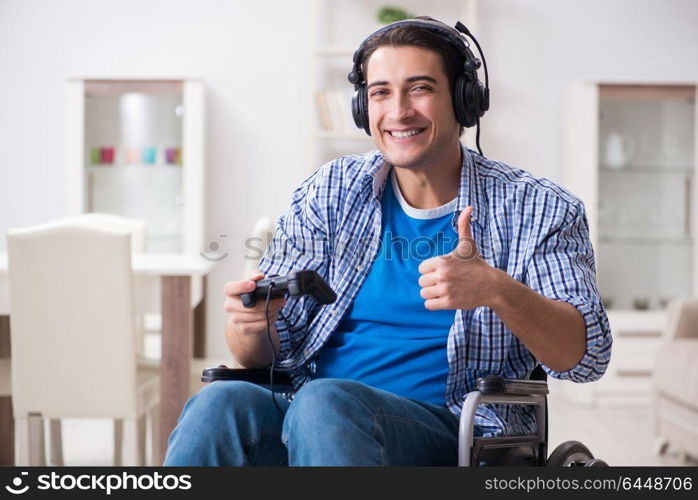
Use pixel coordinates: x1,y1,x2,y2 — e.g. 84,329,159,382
201,364,608,467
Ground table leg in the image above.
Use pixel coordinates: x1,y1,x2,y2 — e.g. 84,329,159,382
158,276,192,465
0,315,13,466
0,315,9,357
0,397,13,466
193,275,207,358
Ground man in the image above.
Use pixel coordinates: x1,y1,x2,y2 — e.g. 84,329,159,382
164,18,612,466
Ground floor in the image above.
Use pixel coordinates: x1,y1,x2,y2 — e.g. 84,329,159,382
547,395,696,466
54,393,696,466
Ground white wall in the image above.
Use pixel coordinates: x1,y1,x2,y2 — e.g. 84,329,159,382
475,0,698,183
1,0,698,359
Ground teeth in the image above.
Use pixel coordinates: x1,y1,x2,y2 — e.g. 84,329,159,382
390,129,423,138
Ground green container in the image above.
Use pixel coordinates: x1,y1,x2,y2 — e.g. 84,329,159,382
90,147,101,164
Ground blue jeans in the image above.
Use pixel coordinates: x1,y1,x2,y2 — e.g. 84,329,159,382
163,378,460,466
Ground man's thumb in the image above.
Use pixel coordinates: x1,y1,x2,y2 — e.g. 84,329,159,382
453,206,479,260
457,206,474,239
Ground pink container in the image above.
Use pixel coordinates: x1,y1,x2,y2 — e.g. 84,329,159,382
126,148,139,164
100,147,114,164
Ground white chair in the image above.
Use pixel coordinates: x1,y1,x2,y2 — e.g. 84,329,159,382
243,216,275,279
50,213,156,357
7,222,159,466
53,213,147,253
653,298,698,462
55,213,226,395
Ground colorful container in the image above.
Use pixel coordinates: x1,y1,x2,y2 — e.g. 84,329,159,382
100,147,114,164
142,147,157,164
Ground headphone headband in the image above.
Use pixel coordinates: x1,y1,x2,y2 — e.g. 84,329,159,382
349,19,478,85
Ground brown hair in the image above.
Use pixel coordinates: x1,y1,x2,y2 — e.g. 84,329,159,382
359,16,464,91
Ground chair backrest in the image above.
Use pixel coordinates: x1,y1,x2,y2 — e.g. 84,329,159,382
52,213,157,315
663,298,698,340
52,213,147,253
7,222,138,419
243,216,275,278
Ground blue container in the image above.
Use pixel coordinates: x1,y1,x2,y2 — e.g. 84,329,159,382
142,147,157,164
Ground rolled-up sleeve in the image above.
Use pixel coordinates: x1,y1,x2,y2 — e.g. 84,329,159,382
525,201,612,382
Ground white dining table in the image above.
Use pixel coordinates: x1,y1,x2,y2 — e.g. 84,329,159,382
0,252,216,464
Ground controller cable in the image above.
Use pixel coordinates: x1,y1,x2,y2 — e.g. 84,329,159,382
264,282,285,415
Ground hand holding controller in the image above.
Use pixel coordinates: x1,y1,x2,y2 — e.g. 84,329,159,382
240,270,337,308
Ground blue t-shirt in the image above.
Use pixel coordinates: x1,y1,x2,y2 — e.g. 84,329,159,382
314,169,459,405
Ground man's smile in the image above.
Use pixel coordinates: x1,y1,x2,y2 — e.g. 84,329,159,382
385,127,427,141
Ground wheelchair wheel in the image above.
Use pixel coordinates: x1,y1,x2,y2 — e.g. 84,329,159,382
547,441,606,466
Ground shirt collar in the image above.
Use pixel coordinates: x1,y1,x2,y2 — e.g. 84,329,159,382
457,144,488,228
362,144,488,227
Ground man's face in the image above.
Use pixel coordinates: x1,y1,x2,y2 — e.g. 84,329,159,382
365,45,460,170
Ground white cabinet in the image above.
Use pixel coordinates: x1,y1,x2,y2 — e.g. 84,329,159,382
559,81,697,406
550,311,665,407
66,79,205,255
307,0,478,169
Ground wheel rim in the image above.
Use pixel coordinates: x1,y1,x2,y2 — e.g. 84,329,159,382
558,451,592,466
585,458,609,467
547,441,596,467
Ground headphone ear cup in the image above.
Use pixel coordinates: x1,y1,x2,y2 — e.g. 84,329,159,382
359,85,370,135
351,88,363,130
453,76,474,128
468,79,485,120
351,85,371,136
453,76,485,128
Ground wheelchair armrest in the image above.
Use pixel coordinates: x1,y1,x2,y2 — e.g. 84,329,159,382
476,375,548,396
459,375,549,466
201,365,293,386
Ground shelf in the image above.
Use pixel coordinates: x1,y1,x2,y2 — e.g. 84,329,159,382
599,84,695,101
315,45,355,56
600,166,693,175
85,164,182,170
84,80,182,97
599,235,692,245
313,130,373,140
69,78,204,257
606,309,666,333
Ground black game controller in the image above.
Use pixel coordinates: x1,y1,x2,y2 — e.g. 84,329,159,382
201,365,293,386
240,270,337,308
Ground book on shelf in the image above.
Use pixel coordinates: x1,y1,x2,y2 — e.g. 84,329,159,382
314,88,357,133
315,91,332,130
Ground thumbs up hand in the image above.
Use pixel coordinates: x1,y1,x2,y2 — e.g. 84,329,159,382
417,206,501,311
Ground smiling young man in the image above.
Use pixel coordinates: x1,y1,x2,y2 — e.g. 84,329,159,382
164,18,612,466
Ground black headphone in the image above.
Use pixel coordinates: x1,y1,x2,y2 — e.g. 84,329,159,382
347,18,490,142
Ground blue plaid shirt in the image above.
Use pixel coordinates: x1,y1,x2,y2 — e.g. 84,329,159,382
259,144,612,437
